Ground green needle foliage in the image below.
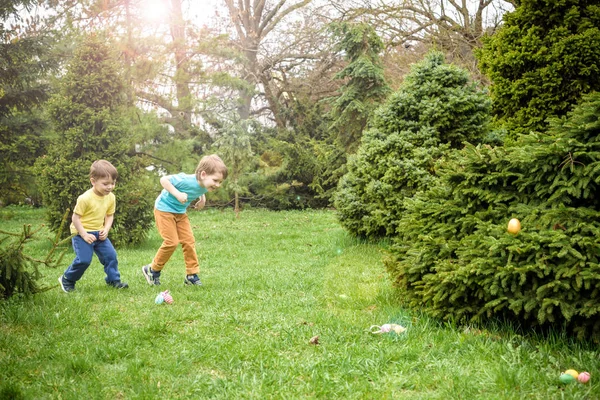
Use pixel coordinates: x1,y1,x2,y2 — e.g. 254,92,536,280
0,211,70,299
327,22,391,153
335,52,490,239
35,35,154,246
386,92,600,340
477,0,600,137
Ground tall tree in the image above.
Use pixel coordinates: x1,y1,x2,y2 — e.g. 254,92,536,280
327,21,390,152
0,0,52,118
214,119,255,216
222,0,313,125
0,0,57,204
130,0,198,135
332,0,515,79
47,0,204,138
36,35,154,245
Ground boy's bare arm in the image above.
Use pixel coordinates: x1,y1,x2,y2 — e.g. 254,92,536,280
161,176,187,203
99,214,113,241
194,194,206,210
72,213,96,244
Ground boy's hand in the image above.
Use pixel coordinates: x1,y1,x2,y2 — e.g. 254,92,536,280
175,191,188,204
82,233,96,244
194,194,206,210
160,176,188,204
99,229,109,241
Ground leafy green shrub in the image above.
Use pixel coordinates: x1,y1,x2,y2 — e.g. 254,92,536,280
335,52,491,238
240,134,332,210
247,94,340,210
35,36,154,246
244,146,327,210
386,92,600,340
109,163,155,246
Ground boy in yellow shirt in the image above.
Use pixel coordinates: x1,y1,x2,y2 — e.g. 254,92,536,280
58,160,128,292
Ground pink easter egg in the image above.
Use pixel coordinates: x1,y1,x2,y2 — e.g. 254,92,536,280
578,372,590,384
162,290,173,304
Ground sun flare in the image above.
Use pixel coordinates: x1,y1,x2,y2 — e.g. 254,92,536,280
141,0,170,22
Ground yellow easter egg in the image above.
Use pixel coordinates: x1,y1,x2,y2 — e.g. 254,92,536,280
565,369,579,379
507,218,521,234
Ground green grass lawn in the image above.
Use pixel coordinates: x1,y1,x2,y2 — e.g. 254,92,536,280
1,206,599,399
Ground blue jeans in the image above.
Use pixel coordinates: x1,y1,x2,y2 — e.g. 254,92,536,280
63,232,121,283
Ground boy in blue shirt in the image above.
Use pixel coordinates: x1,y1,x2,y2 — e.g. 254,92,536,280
142,154,227,286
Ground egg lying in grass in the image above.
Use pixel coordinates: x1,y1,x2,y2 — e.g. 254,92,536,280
565,369,579,379
559,373,576,384
578,372,590,384
161,290,173,304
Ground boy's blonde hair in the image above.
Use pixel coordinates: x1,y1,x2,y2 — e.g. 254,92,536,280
195,154,228,180
90,160,118,181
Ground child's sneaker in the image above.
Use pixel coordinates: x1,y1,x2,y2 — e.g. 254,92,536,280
58,275,75,293
142,264,160,286
107,280,129,289
184,274,202,286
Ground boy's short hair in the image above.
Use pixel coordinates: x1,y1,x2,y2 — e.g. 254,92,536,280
195,154,228,180
90,160,118,181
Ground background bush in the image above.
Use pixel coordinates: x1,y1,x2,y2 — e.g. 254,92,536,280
335,52,491,238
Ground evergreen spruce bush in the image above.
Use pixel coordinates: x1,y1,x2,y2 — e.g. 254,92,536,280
0,216,69,299
385,92,600,340
0,226,42,299
335,52,490,238
477,0,600,137
35,35,154,246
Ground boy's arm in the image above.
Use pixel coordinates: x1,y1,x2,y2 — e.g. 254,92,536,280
194,194,206,210
99,214,114,241
161,176,187,204
72,213,96,244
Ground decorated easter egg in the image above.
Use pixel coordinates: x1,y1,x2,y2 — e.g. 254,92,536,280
565,369,579,379
155,293,164,304
391,324,407,334
507,218,521,234
577,372,590,384
559,373,575,384
162,290,173,304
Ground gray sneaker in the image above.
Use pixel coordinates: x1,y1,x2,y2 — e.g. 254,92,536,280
184,274,202,286
58,275,75,293
107,280,129,289
142,265,161,286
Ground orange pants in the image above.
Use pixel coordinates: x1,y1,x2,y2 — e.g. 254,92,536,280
151,209,199,275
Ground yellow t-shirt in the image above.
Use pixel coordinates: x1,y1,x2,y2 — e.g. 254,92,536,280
69,189,116,234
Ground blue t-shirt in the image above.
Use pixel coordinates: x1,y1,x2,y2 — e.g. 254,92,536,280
155,173,207,214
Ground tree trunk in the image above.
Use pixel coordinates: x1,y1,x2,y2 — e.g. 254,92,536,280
234,191,240,219
169,0,193,132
